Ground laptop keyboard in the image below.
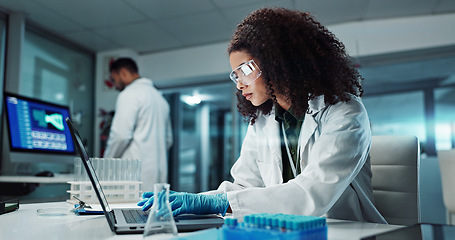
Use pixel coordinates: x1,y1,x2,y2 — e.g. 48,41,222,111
122,209,148,223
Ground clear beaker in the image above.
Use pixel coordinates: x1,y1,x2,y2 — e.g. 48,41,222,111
143,183,178,239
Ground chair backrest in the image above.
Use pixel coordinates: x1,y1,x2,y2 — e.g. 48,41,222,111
370,135,420,225
438,150,455,215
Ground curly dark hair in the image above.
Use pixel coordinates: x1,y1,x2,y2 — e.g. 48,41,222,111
228,8,363,124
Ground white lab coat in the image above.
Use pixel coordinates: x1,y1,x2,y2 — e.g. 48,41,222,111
104,78,173,191
211,95,387,223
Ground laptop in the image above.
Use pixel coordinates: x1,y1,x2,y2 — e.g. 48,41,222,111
65,118,224,234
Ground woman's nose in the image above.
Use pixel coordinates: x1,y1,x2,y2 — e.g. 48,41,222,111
236,81,246,90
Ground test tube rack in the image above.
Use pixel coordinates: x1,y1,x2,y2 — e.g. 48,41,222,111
222,213,327,240
66,181,142,204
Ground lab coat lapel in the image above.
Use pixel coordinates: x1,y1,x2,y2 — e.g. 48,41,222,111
299,96,326,160
262,112,282,170
299,113,317,155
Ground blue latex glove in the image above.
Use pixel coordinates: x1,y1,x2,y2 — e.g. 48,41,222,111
137,191,174,211
137,191,229,216
137,191,156,211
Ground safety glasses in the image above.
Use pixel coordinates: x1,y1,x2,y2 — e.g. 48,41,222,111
229,60,262,85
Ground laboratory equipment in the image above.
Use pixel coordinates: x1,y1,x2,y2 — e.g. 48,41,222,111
143,183,178,238
222,213,327,240
68,157,142,204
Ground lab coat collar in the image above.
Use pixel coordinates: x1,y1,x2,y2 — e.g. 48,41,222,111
307,95,327,115
126,77,154,89
299,95,327,159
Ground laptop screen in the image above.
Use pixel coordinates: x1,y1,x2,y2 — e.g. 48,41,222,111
65,118,111,212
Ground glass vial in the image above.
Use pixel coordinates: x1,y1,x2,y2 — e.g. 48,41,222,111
143,183,178,238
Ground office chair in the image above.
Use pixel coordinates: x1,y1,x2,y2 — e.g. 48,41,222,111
437,149,455,225
370,135,420,225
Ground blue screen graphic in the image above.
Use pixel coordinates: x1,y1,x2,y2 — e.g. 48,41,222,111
4,94,75,154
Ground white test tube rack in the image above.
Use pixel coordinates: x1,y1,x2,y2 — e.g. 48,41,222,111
67,181,142,204
67,158,143,204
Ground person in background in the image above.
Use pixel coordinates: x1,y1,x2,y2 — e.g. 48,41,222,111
104,57,173,191
138,8,386,224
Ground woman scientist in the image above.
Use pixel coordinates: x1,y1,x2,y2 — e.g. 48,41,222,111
138,7,387,224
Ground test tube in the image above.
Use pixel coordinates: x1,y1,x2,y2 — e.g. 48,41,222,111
91,158,98,177
118,158,123,181
111,158,117,182
114,158,120,181
105,158,111,181
98,158,104,181
131,158,136,181
98,157,105,181
134,159,141,182
124,159,129,181
121,158,128,181
74,157,81,181
115,158,120,181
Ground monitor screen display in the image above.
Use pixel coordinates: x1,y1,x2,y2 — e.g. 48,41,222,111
4,92,75,155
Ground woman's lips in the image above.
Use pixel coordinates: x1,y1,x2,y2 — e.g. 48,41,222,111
243,93,252,100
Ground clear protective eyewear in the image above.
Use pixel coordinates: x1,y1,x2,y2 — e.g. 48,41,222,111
229,60,262,85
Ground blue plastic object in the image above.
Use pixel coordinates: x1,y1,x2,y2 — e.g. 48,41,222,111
222,213,327,240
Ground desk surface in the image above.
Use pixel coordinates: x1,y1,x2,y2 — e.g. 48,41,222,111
0,202,401,240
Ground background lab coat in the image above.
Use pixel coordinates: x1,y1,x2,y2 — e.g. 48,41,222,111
104,78,173,191
211,95,387,223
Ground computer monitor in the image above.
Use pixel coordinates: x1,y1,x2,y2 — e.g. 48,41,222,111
3,92,75,165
